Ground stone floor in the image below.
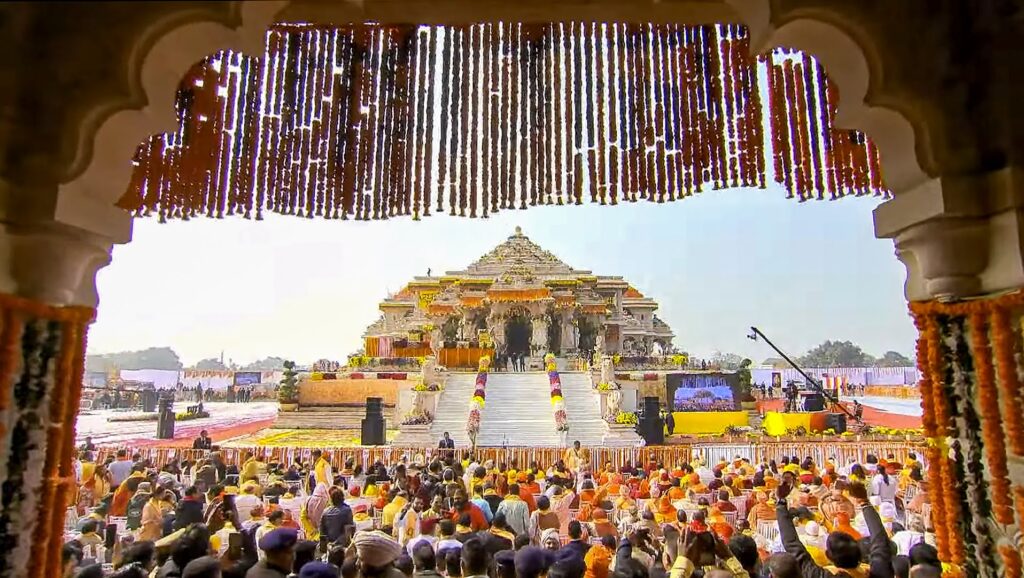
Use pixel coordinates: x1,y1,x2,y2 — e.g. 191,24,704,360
75,401,278,447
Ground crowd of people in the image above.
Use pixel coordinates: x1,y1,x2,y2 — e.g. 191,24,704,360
64,442,938,578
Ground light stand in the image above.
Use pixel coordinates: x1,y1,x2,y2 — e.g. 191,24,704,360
748,327,859,424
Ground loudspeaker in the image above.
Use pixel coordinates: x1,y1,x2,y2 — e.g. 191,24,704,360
642,396,661,415
638,397,664,445
824,413,847,434
365,397,383,417
803,393,825,412
156,394,175,439
361,397,385,445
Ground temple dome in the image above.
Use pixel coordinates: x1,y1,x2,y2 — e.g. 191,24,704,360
463,227,577,278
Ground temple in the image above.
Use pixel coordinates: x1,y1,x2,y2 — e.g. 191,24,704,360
363,227,675,367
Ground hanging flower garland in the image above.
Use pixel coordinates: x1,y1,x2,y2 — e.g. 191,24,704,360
911,292,1024,577
546,353,569,432
942,315,994,575
121,24,892,224
990,308,1024,455
923,313,966,566
969,312,1013,527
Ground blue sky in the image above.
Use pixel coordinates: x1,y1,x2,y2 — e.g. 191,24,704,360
88,185,914,366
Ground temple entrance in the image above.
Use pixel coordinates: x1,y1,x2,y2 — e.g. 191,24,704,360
577,316,598,358
547,312,562,355
504,313,531,357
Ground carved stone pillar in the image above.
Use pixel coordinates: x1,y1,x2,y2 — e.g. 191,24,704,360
0,217,120,577
531,315,549,355
874,171,1024,301
559,311,575,352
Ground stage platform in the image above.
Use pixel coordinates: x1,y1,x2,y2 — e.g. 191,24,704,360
761,411,829,435
670,411,749,434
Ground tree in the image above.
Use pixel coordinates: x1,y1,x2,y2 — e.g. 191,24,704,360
240,356,287,371
193,358,227,371
797,340,875,368
85,347,183,372
278,360,299,403
711,351,745,371
876,351,913,367
736,358,754,400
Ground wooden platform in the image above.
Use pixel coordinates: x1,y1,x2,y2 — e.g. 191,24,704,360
274,405,396,429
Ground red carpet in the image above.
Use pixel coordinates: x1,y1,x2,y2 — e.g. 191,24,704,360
128,417,277,448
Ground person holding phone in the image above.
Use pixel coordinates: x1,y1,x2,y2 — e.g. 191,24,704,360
775,479,893,578
665,524,747,578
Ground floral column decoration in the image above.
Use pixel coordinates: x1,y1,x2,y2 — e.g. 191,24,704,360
911,292,1024,578
466,355,490,445
0,294,93,578
546,353,568,433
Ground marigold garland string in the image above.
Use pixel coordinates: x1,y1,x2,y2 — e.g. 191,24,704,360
120,24,890,222
968,312,1013,527
991,308,1024,456
922,314,966,566
911,292,1024,576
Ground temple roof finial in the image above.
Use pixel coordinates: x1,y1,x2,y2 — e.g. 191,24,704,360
514,226,523,236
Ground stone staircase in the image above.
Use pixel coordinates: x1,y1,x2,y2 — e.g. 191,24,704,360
425,373,478,447
418,369,638,448
476,372,561,447
557,372,611,446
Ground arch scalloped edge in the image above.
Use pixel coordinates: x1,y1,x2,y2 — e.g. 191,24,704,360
57,1,286,241
725,0,930,195
769,18,929,194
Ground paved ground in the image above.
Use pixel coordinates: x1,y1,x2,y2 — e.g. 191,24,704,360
758,397,922,429
76,402,278,448
847,395,922,417
76,395,922,449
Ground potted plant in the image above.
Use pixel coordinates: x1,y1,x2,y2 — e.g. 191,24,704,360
278,360,300,411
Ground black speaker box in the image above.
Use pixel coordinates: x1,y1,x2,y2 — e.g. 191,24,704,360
824,413,847,434
365,397,383,417
638,397,664,445
361,416,385,445
803,393,825,412
642,396,660,415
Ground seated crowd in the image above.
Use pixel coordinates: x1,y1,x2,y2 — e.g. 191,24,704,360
64,446,938,578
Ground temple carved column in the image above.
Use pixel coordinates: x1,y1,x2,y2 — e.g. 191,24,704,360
559,311,575,352
530,314,549,355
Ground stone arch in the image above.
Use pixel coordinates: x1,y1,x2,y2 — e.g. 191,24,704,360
57,0,935,245
726,0,929,193
59,2,286,220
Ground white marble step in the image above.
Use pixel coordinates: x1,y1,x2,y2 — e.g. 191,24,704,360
557,372,609,446
427,373,478,447
477,372,561,447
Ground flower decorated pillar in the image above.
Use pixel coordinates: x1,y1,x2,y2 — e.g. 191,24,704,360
878,172,1024,577
0,222,121,577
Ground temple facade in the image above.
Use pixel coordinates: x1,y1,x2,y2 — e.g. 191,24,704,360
363,227,675,363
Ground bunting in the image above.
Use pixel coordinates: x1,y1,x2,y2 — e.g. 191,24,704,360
119,23,888,222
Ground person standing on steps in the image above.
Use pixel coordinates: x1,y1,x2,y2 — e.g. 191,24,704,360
438,432,455,460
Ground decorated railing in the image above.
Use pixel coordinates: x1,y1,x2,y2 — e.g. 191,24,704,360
466,356,490,446
545,354,569,435
612,355,706,371
344,356,425,372
94,439,925,477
